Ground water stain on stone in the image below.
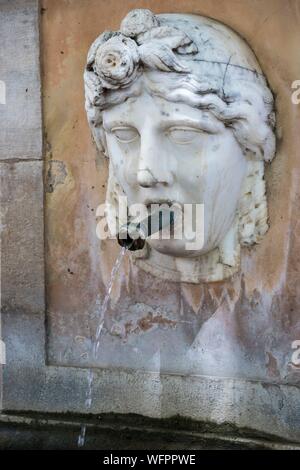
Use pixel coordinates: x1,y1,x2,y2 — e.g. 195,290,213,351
136,312,177,333
266,351,280,378
45,160,67,193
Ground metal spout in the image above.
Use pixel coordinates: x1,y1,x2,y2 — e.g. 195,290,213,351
117,207,175,251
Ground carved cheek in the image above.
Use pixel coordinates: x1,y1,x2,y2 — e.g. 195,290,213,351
124,148,140,186
179,151,206,188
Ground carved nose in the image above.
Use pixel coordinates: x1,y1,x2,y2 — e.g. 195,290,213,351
137,169,158,188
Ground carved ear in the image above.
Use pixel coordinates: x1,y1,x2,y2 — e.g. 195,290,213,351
139,42,189,73
137,26,198,55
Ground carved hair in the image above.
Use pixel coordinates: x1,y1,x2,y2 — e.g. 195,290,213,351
84,9,276,246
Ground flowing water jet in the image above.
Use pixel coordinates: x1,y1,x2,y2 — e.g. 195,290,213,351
77,246,126,447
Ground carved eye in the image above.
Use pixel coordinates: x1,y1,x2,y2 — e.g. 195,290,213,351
167,127,201,144
111,127,139,143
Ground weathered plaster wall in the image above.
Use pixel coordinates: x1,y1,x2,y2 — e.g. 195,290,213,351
42,0,300,383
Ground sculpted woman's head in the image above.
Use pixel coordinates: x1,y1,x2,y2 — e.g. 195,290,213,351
84,9,276,283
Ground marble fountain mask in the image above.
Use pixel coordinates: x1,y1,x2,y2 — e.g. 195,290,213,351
84,9,276,283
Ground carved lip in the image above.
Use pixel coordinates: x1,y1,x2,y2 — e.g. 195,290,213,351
143,199,181,209
143,200,183,222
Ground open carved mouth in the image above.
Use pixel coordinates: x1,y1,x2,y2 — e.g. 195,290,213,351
143,200,183,239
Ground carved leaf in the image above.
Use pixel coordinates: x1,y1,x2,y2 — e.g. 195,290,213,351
177,43,198,55
139,42,189,73
137,26,198,55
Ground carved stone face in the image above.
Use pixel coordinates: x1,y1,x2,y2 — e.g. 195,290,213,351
103,83,247,258
85,9,276,282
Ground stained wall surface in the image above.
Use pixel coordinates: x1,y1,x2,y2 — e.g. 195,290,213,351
42,0,300,384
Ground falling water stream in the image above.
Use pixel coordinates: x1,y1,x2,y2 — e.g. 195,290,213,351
77,246,126,447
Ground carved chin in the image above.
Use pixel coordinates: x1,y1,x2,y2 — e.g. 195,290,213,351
147,238,210,258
